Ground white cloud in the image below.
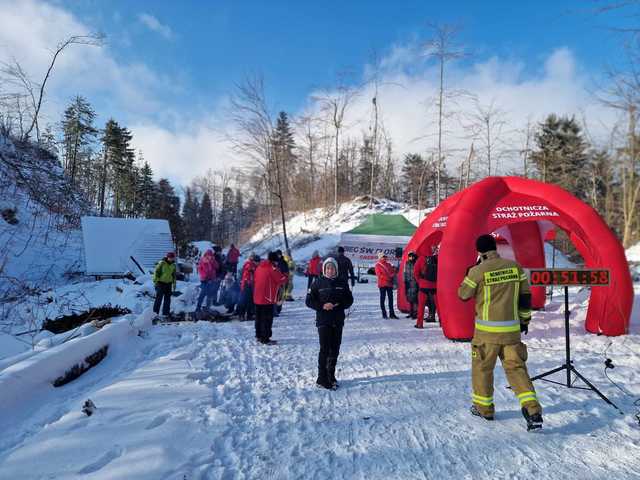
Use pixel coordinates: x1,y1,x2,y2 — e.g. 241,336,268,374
131,120,236,186
0,0,620,187
137,13,173,40
304,46,617,176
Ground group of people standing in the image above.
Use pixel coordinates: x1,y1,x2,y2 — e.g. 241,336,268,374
195,244,241,313
373,248,438,328
151,236,542,429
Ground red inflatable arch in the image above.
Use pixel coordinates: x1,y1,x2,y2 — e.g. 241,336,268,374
399,176,633,340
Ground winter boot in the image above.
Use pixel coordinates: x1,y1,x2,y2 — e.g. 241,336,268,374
521,407,543,431
381,308,388,319
389,311,399,319
427,314,436,323
327,357,339,389
470,405,494,421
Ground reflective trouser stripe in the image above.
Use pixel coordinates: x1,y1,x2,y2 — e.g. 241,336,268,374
519,274,528,281
517,391,538,405
519,310,532,319
475,319,521,333
472,393,494,406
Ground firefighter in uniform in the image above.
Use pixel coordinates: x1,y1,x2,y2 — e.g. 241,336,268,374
458,234,543,430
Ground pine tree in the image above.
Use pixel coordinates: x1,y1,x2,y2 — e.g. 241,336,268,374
149,178,183,246
357,138,375,196
530,115,589,199
219,186,235,245
272,111,297,200
234,188,245,235
182,187,200,242
401,153,428,206
61,96,98,188
138,161,156,218
198,193,213,241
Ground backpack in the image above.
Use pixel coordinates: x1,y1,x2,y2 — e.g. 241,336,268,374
424,255,438,282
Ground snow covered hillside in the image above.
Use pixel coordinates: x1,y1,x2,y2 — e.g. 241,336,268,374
0,135,87,293
0,280,639,479
242,197,423,263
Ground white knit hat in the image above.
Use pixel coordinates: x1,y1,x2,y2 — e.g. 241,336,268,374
322,257,338,278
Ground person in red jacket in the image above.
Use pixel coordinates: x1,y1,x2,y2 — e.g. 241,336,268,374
253,251,288,344
236,254,259,320
226,244,241,276
375,252,398,319
305,250,323,289
196,250,218,311
413,246,438,329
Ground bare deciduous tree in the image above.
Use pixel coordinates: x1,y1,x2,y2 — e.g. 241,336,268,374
313,75,360,212
423,23,466,203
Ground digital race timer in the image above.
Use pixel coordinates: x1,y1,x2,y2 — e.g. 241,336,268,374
528,269,610,286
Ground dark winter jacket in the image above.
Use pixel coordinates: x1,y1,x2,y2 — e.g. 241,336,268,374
403,259,419,303
277,257,290,275
336,254,355,286
305,275,354,328
414,255,437,289
214,253,226,279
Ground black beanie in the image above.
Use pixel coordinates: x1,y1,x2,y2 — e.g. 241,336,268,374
476,234,497,253
268,251,279,262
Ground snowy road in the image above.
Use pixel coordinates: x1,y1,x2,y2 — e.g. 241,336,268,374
1,280,640,479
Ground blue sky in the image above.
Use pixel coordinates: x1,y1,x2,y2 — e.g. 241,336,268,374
0,1,634,183
60,0,631,113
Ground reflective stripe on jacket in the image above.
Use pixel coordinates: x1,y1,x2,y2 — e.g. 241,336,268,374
457,251,531,345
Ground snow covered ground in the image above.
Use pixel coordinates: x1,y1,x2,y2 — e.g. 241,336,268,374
1,278,639,479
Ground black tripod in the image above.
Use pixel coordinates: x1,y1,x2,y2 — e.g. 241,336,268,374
530,286,622,412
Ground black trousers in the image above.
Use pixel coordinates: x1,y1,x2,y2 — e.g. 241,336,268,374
317,324,343,382
153,282,172,315
255,304,274,341
379,287,394,314
420,288,437,319
307,274,318,290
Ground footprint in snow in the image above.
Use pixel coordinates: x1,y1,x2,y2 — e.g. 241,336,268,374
145,413,170,430
77,444,124,474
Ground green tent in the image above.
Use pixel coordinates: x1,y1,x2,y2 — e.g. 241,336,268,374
341,214,417,267
345,214,417,237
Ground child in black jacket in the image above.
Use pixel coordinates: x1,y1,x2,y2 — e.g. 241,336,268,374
305,257,354,389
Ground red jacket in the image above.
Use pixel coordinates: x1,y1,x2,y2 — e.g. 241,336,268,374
197,252,218,281
240,260,257,291
306,256,322,276
414,256,436,289
375,259,396,288
227,246,240,264
253,260,288,305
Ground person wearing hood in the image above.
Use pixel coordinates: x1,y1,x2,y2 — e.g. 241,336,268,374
196,250,218,311
305,250,322,289
253,251,289,344
306,257,354,390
